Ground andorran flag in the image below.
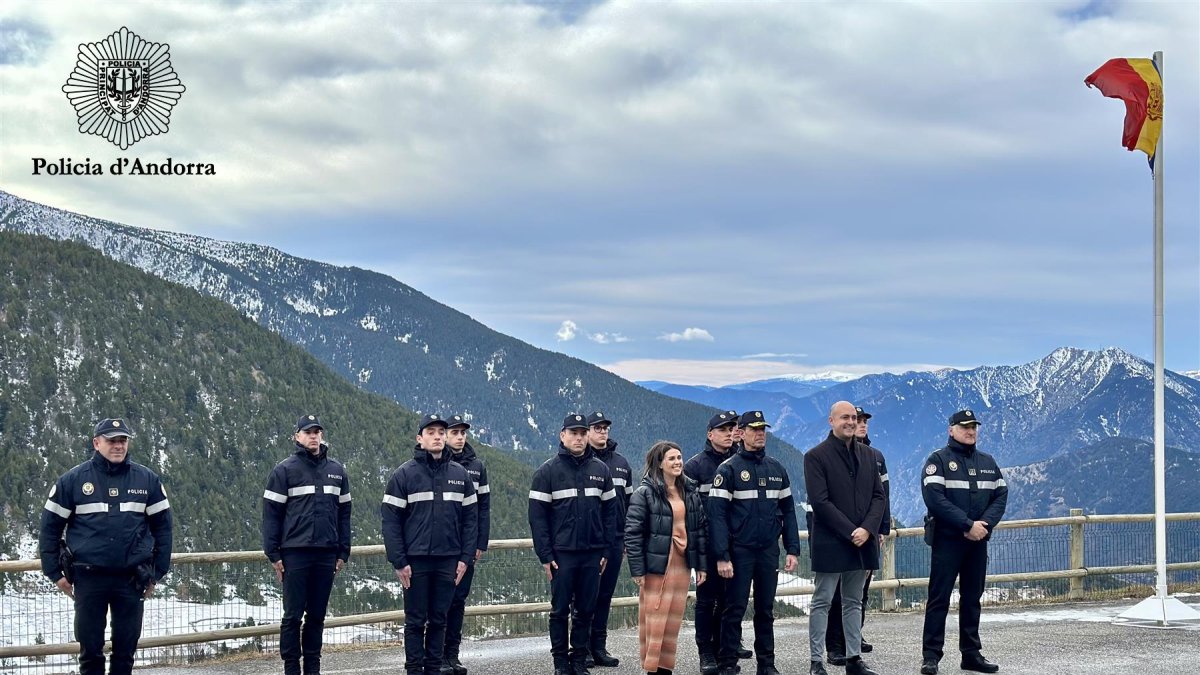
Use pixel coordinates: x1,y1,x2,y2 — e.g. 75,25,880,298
1085,58,1163,164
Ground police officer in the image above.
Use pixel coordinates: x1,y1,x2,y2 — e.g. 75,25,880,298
528,414,619,675
262,415,352,675
39,418,173,675
824,406,891,666
383,414,479,675
708,411,802,675
441,414,491,675
684,410,750,675
920,410,1008,675
583,410,631,668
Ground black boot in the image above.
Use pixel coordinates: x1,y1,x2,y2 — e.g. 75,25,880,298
571,656,591,675
844,656,879,675
554,658,572,675
590,649,619,667
809,662,828,675
284,660,301,675
859,638,873,653
920,658,939,675
446,656,467,675
960,654,1000,673
303,656,320,675
826,651,846,666
756,663,780,675
736,644,752,660
700,653,718,675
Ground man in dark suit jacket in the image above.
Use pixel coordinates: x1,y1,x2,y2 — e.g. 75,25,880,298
803,401,886,675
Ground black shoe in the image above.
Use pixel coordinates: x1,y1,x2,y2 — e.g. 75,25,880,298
809,662,828,675
844,657,879,675
719,666,739,675
827,652,846,666
591,650,619,668
736,646,753,660
960,654,999,673
919,658,939,675
860,639,873,653
756,665,780,675
571,662,591,675
700,653,719,675
446,657,467,675
554,668,572,675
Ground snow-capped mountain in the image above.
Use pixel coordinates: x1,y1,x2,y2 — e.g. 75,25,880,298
0,190,809,477
776,347,1200,523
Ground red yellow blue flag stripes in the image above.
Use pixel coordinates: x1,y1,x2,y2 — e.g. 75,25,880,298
1085,58,1163,166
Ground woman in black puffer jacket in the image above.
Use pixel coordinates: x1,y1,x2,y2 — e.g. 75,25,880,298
626,441,709,675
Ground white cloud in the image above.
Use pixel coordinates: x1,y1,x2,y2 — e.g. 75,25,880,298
742,352,808,359
658,327,714,343
555,320,577,342
588,332,631,344
601,359,957,387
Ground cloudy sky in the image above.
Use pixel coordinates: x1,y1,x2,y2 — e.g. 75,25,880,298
1,1,1197,385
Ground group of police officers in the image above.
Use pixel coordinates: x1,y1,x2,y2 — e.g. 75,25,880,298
39,404,1007,675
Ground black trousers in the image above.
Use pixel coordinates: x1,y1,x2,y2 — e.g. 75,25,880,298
549,550,603,666
74,568,145,675
589,548,623,652
922,538,988,661
826,569,871,653
719,544,778,668
281,549,338,675
403,556,458,675
694,554,742,657
444,558,476,656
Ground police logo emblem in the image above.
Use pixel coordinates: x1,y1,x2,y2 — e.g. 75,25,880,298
740,470,750,482
758,478,767,487
108,487,119,497
308,415,315,420
948,461,959,472
925,464,937,476
968,468,977,476
431,414,439,420
713,474,723,487
49,485,57,497
965,410,973,417
62,27,186,150
82,482,95,496
755,412,762,418
112,420,121,427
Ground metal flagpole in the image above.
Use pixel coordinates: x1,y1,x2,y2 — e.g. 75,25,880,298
1115,50,1200,628
1151,48,1167,603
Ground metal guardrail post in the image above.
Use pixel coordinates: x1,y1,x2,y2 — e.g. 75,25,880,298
1069,508,1085,599
880,518,897,612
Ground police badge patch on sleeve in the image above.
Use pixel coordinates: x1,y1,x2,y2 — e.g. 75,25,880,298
925,464,937,475
713,474,723,487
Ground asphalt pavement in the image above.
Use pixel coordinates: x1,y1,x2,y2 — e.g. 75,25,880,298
136,599,1200,675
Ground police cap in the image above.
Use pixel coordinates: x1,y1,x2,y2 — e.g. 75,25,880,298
446,414,470,430
949,409,981,427
707,411,737,431
738,410,771,429
586,411,612,428
855,406,873,420
562,413,588,430
94,418,134,439
418,413,449,432
296,414,323,432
